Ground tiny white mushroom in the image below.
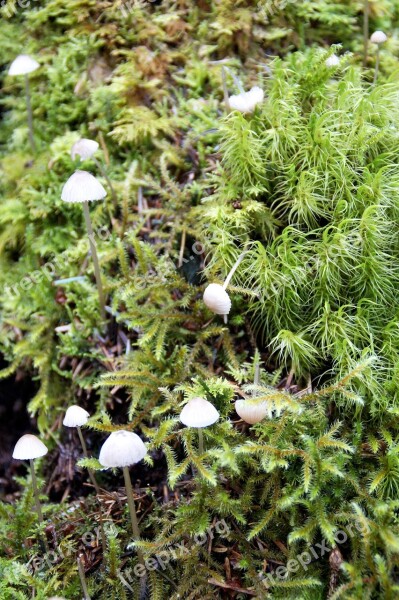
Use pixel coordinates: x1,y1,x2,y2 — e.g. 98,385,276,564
12,434,48,526
228,86,264,113
203,252,247,322
203,283,231,316
63,405,90,427
71,139,117,205
180,397,219,455
71,138,99,161
370,30,387,44
61,171,107,319
180,397,220,428
9,54,40,152
235,399,269,424
63,405,101,493
99,430,147,546
325,54,340,67
370,31,387,85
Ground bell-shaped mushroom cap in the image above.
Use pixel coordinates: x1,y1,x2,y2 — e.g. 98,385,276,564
180,397,219,428
235,399,269,425
325,54,340,67
71,138,99,161
203,283,231,316
9,54,40,76
228,86,264,113
61,170,106,203
370,30,388,44
99,430,147,468
12,434,48,460
63,405,90,428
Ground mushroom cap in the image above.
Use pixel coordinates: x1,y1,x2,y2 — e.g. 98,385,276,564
203,283,231,315
99,430,147,468
9,54,40,76
71,138,99,161
370,30,387,44
235,399,269,425
63,405,90,428
12,434,48,460
180,397,220,428
61,170,106,203
325,54,340,67
228,86,264,113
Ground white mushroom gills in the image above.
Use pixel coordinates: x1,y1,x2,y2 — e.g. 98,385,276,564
235,399,269,424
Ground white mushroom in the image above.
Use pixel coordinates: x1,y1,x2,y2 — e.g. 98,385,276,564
228,86,264,113
235,399,269,424
370,31,387,85
8,55,40,152
12,434,48,527
71,138,99,161
61,170,106,204
325,54,340,67
12,434,48,460
180,397,220,428
99,430,147,546
63,405,90,428
180,397,219,455
71,138,117,205
370,31,387,44
9,54,39,76
203,283,231,316
63,405,101,497
61,171,107,319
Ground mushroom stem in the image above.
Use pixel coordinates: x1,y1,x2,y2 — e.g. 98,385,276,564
221,66,230,112
223,252,247,290
78,554,91,600
82,200,106,320
24,74,35,152
254,356,260,387
363,0,369,67
373,45,380,85
122,466,143,556
29,459,44,525
198,429,204,456
93,157,117,207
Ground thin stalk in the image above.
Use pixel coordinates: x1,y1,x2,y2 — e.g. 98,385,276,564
29,459,49,552
78,555,91,600
221,66,230,112
254,355,260,387
223,251,247,290
77,427,107,564
82,201,106,320
198,428,204,455
122,466,144,563
363,0,369,67
29,459,44,524
178,227,186,268
25,74,36,152
373,45,380,85
93,156,117,207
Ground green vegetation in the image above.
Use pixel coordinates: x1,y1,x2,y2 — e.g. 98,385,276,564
1,1,399,598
